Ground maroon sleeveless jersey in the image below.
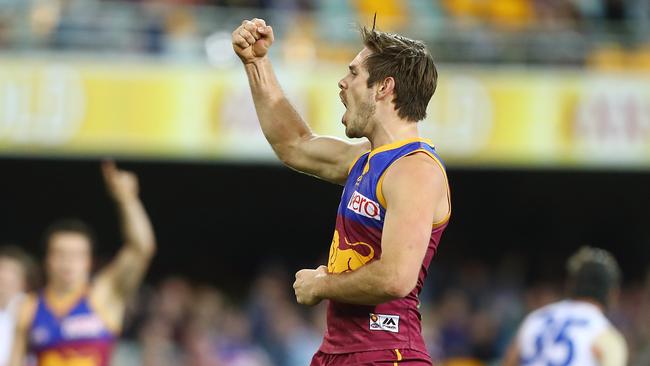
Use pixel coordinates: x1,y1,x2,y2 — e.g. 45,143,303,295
319,138,450,355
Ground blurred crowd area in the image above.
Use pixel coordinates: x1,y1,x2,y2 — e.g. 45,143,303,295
107,259,650,366
0,0,649,67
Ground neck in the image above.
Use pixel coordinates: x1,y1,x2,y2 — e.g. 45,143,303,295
367,115,420,149
48,281,86,297
572,297,605,312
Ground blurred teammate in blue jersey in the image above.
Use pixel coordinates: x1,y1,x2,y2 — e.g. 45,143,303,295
9,162,156,366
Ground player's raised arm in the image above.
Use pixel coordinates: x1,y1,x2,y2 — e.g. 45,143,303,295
232,18,369,185
93,161,156,303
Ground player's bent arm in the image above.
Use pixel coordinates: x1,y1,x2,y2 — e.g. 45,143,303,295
592,327,628,366
244,55,370,184
9,296,37,366
315,154,445,304
94,197,156,300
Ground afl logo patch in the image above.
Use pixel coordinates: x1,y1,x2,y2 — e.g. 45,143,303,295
369,313,399,333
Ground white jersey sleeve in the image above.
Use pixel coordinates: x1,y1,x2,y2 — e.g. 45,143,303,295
516,300,621,366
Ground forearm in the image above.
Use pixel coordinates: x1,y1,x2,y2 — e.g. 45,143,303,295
502,341,520,366
244,57,314,158
115,196,155,256
8,348,24,366
8,347,24,366
318,261,403,306
9,330,26,366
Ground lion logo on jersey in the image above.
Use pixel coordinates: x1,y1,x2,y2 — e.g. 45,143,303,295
328,230,375,274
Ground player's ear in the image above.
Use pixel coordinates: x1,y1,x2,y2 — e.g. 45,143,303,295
376,77,395,100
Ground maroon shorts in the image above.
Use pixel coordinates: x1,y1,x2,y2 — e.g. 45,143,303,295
310,348,432,366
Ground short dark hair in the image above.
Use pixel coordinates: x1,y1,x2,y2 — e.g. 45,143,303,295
360,27,438,122
42,218,96,255
0,244,40,290
566,246,621,307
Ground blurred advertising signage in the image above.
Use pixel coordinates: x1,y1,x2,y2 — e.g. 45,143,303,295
421,70,650,168
0,59,649,168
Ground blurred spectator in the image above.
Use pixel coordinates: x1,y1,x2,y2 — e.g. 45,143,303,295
437,289,473,359
0,0,647,65
0,245,38,366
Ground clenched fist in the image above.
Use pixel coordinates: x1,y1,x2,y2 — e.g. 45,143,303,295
102,160,139,204
293,265,328,306
232,18,274,64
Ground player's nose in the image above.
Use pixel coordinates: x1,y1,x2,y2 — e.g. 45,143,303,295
338,78,346,90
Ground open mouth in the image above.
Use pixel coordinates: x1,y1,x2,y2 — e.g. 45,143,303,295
339,93,347,108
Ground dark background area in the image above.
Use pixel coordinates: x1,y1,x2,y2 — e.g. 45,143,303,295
1,158,649,296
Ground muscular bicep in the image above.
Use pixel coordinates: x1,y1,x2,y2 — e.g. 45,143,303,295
379,154,447,295
282,135,370,184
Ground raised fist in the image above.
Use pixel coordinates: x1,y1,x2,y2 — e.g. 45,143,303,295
232,18,274,64
102,160,139,203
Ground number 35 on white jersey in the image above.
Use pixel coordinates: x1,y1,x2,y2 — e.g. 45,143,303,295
517,300,627,366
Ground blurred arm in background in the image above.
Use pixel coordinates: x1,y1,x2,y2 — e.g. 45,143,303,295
501,338,519,366
232,17,370,185
9,162,156,366
89,161,157,332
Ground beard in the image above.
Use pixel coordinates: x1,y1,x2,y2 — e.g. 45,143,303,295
344,99,376,139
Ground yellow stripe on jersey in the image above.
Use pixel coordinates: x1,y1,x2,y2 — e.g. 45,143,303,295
394,348,403,365
368,137,434,160
44,286,87,318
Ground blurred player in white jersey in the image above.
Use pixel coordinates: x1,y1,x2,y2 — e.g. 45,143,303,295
503,246,627,366
0,246,36,366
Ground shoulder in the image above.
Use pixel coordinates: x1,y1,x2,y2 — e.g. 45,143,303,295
383,151,445,192
594,326,627,347
385,151,445,185
89,274,115,302
378,152,446,213
520,301,561,328
593,326,628,366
